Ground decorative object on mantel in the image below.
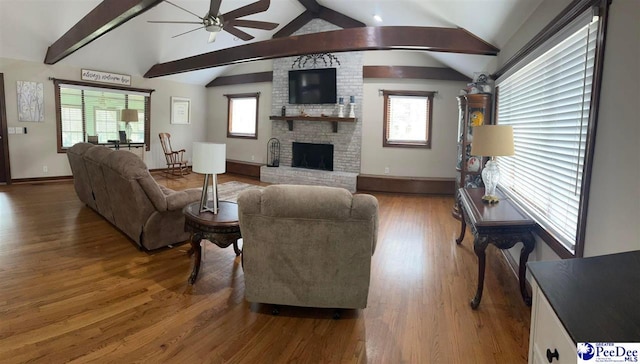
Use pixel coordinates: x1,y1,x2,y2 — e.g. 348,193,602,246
348,96,356,118
292,53,341,68
192,142,226,214
16,81,44,122
470,125,515,203
120,109,138,142
337,97,345,117
267,138,280,167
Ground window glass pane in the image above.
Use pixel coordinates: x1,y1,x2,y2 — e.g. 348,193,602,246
58,85,149,148
229,97,257,135
61,106,83,148
388,95,427,142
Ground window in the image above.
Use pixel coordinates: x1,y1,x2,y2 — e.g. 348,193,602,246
227,93,259,139
494,3,607,257
383,90,433,148
53,79,153,152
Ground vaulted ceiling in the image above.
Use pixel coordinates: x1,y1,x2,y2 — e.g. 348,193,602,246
0,0,543,86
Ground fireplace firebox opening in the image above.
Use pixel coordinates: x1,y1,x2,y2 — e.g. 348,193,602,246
292,142,334,171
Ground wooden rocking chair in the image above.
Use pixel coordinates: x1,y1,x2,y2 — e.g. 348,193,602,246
159,133,189,177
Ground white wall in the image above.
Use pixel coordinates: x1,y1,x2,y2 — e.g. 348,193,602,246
206,82,273,164
499,0,640,262
0,57,207,178
361,51,468,177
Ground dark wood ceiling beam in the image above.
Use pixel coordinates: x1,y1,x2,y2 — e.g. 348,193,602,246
317,6,365,29
272,10,316,38
145,26,499,78
363,66,471,81
297,0,321,14
274,1,364,39
206,71,273,87
44,0,163,65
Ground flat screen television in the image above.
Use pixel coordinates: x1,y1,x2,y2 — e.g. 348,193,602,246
288,68,337,104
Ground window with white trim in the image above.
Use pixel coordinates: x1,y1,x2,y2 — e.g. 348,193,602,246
495,8,603,255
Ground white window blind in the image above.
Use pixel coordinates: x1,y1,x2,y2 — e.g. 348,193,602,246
496,11,599,253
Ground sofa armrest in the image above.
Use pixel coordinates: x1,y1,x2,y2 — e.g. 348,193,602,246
352,194,379,255
165,188,202,211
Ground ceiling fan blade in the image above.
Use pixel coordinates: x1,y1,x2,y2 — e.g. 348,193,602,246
148,20,204,24
227,19,278,30
164,0,205,20
209,0,222,17
171,25,206,38
223,25,255,41
222,0,271,20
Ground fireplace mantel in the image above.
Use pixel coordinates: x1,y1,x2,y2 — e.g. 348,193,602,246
269,115,356,132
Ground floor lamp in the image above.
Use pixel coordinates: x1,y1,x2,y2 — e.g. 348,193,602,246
192,142,226,214
120,109,138,142
470,125,515,203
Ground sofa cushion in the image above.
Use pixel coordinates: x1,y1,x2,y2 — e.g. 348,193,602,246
259,184,353,220
67,142,95,209
83,145,115,223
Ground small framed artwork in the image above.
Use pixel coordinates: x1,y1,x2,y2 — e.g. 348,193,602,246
171,97,191,124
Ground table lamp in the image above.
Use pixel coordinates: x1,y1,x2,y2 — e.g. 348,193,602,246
470,125,514,203
120,109,138,142
192,142,226,214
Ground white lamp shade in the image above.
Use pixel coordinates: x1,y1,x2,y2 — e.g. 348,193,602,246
470,125,515,157
192,142,226,174
121,109,139,122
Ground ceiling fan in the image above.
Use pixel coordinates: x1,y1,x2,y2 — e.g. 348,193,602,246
149,0,279,43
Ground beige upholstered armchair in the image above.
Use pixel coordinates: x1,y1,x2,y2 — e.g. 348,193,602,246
237,185,378,311
159,132,189,177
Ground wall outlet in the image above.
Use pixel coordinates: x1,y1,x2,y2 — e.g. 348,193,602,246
251,155,255,161
7,127,15,134
16,127,24,134
384,167,389,174
43,165,48,173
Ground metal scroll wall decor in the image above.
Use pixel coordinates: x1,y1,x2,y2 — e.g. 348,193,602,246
267,138,280,167
292,53,341,68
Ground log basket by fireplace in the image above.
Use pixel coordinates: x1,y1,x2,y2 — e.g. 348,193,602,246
267,138,280,167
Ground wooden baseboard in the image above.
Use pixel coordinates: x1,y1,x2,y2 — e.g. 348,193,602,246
12,175,72,184
226,160,263,179
357,174,455,195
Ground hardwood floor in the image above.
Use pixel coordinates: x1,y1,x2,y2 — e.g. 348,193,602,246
0,173,530,363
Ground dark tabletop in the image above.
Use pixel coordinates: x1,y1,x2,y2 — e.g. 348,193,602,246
528,250,640,343
183,201,239,227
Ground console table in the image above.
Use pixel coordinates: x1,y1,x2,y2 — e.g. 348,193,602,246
456,187,536,309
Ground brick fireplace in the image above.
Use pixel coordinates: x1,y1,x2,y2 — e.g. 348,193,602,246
260,19,363,192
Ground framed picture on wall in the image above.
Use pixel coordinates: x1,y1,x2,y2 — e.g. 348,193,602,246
170,97,190,124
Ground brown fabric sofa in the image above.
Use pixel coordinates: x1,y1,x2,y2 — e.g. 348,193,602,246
67,143,201,250
237,184,379,309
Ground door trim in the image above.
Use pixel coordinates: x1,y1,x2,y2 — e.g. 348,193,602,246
0,73,12,184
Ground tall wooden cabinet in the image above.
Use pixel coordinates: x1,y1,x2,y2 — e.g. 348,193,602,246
452,93,492,220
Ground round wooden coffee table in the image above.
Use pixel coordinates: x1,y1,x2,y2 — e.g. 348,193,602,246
183,200,242,284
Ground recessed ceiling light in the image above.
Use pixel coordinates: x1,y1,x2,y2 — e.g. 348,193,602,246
373,15,383,22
